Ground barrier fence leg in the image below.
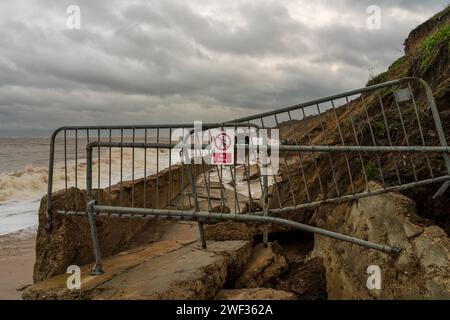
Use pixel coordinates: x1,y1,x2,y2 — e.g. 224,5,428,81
187,163,207,249
263,172,269,248
198,221,207,249
87,201,104,275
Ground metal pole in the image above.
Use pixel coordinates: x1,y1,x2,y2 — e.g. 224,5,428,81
92,205,401,256
45,128,62,231
186,159,207,249
262,172,269,248
417,78,450,198
87,141,450,153
86,145,104,275
183,129,207,249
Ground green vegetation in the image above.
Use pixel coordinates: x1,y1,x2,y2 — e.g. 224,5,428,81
389,56,407,71
418,23,450,74
366,161,378,180
366,51,410,87
372,119,397,141
366,71,388,86
428,6,450,24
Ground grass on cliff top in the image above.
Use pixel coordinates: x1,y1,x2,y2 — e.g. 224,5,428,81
418,23,450,74
410,6,450,36
366,55,411,87
429,5,450,23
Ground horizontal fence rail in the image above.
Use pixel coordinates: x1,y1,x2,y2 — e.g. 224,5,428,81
43,77,450,275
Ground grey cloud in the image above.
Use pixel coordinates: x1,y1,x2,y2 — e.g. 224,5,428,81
0,0,448,136
340,0,448,12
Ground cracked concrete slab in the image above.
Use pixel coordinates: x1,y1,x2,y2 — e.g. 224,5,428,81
23,240,251,300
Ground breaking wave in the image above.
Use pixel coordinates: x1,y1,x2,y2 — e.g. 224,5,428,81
0,148,173,235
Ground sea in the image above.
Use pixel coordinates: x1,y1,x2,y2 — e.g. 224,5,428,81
0,137,172,236
0,138,51,236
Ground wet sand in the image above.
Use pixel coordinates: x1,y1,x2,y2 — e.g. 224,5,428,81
0,230,35,300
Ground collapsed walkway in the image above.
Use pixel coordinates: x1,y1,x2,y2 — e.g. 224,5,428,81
23,239,296,300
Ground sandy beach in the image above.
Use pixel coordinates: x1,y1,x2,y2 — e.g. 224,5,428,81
0,230,35,300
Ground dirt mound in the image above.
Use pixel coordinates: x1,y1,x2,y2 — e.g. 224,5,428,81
205,222,255,242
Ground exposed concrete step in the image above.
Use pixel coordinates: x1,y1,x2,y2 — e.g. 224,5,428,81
23,240,251,300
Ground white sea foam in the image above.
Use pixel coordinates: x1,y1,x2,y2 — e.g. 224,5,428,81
0,145,175,235
0,199,39,236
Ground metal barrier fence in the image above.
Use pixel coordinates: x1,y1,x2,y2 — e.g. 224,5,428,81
44,77,450,275
44,122,259,229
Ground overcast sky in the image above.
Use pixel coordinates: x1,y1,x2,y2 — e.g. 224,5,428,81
0,0,448,137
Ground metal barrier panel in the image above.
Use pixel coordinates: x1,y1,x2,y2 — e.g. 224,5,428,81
44,77,450,274
228,77,450,214
45,123,257,227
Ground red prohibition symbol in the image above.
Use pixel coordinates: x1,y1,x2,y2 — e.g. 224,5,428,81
214,132,231,151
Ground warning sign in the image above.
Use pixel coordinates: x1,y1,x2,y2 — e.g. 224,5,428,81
211,129,234,165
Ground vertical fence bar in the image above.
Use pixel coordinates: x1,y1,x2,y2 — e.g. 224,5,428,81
120,129,123,207
243,162,255,212
229,166,240,214
262,171,269,247
247,120,265,202
144,128,147,209
345,97,370,192
156,128,160,208
418,78,450,197
168,128,172,208
316,103,340,197
45,130,59,230
274,114,296,204
377,92,402,184
186,161,207,249
408,82,434,178
97,129,101,192
419,78,450,173
108,129,112,207
260,117,282,208
86,144,104,275
287,111,311,202
64,130,68,211
393,94,418,182
330,100,355,193
181,127,186,211
75,129,78,212
361,94,386,185
132,128,135,208
299,107,325,198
